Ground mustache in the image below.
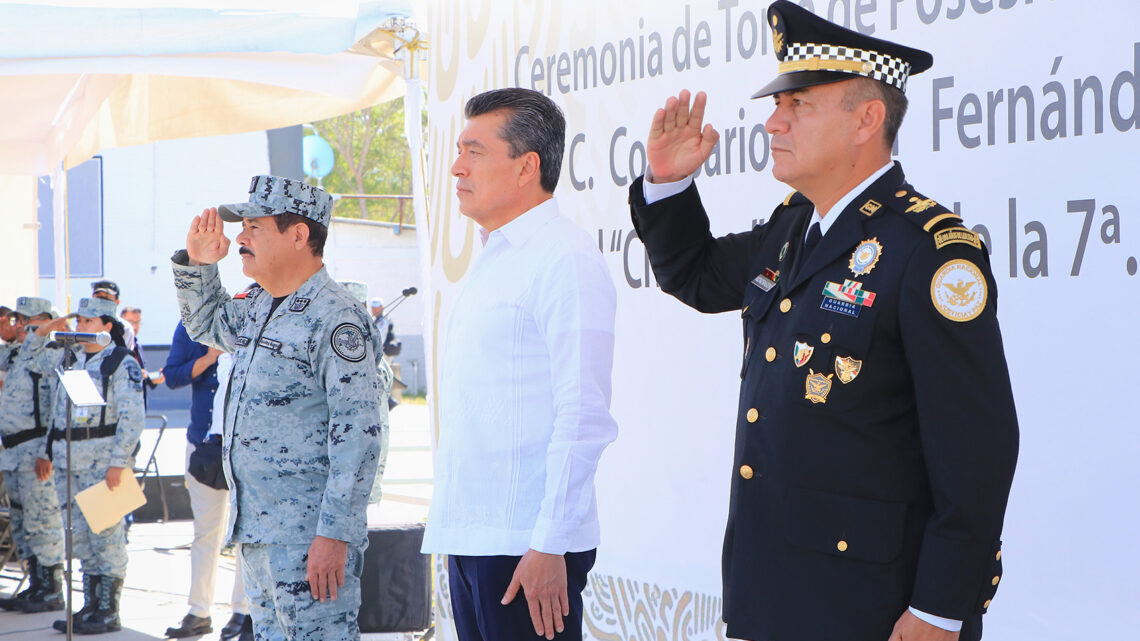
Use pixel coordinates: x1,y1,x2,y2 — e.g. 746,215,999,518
239,247,254,257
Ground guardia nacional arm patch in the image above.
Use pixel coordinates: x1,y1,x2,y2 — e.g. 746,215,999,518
330,323,368,362
931,259,987,322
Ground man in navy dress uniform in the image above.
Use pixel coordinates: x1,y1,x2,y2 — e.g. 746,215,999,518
628,3,1019,640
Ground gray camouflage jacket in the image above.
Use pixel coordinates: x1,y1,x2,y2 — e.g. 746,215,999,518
0,338,56,471
25,335,145,471
172,252,387,546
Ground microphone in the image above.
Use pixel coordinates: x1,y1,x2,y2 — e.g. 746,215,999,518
48,331,112,347
402,287,418,297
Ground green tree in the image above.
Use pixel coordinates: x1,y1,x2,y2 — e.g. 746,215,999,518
307,99,421,223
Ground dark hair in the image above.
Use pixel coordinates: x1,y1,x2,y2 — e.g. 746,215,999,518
272,213,327,257
100,316,127,348
464,88,566,193
842,77,909,148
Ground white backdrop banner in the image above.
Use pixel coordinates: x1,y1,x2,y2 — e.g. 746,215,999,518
423,1,1140,639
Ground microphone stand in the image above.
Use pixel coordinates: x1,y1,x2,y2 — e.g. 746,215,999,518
54,346,104,641
381,288,418,319
59,348,77,641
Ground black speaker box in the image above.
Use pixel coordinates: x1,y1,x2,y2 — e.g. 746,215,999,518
359,523,432,633
132,474,193,522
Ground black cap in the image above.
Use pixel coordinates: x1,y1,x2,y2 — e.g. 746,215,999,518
753,1,933,99
91,279,120,297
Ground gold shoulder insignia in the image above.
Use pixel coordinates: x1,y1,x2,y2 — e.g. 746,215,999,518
934,227,982,250
931,259,987,322
891,185,965,233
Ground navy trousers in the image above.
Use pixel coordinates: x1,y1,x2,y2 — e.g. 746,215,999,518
448,550,596,641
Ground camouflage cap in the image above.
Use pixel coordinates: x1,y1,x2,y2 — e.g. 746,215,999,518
76,297,118,319
15,296,54,318
218,175,334,227
339,281,369,305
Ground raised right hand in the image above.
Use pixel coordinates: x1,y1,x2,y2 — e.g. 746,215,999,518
186,207,231,265
646,89,720,183
34,316,70,337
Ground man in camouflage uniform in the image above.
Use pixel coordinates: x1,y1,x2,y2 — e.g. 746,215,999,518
172,175,388,641
0,296,64,613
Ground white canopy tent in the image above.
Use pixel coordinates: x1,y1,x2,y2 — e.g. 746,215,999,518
0,0,428,312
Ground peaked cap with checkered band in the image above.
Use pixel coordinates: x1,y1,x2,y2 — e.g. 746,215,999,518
753,1,933,99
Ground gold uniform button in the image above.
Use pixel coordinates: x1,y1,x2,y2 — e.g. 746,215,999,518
996,550,1002,561
820,333,831,344
746,408,759,423
983,599,992,609
837,540,848,552
779,298,792,313
765,347,777,362
895,190,908,197
992,575,1001,586
739,465,754,479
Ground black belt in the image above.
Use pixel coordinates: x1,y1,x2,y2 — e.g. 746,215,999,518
49,424,118,443
1,426,47,449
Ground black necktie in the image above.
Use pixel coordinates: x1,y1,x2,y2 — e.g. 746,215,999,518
791,221,822,281
803,221,822,259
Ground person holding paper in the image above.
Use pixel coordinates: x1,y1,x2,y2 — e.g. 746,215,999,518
26,297,145,635
0,296,65,613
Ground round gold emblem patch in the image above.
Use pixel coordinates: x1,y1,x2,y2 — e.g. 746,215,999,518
930,259,987,322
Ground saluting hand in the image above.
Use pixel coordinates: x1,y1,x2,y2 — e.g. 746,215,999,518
646,89,720,183
34,316,71,337
186,207,231,266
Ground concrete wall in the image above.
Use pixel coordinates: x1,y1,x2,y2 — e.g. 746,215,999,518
38,132,270,345
0,175,42,304
325,217,426,393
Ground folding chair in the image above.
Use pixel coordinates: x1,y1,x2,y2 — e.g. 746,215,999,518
134,413,169,521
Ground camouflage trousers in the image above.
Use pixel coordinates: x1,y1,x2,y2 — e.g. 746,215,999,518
2,469,64,565
241,542,364,641
55,468,128,578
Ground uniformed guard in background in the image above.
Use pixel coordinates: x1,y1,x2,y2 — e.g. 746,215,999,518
338,280,393,505
172,175,387,641
27,297,144,635
629,3,1019,641
0,296,64,614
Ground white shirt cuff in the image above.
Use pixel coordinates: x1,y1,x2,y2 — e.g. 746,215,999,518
908,607,962,632
641,169,693,205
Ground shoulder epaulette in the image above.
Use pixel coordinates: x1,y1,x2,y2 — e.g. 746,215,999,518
782,191,809,207
889,185,961,233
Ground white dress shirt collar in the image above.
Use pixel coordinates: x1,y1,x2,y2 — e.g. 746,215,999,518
809,160,895,239
479,197,559,248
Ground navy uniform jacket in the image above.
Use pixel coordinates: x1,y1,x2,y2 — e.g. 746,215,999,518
629,164,1018,641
